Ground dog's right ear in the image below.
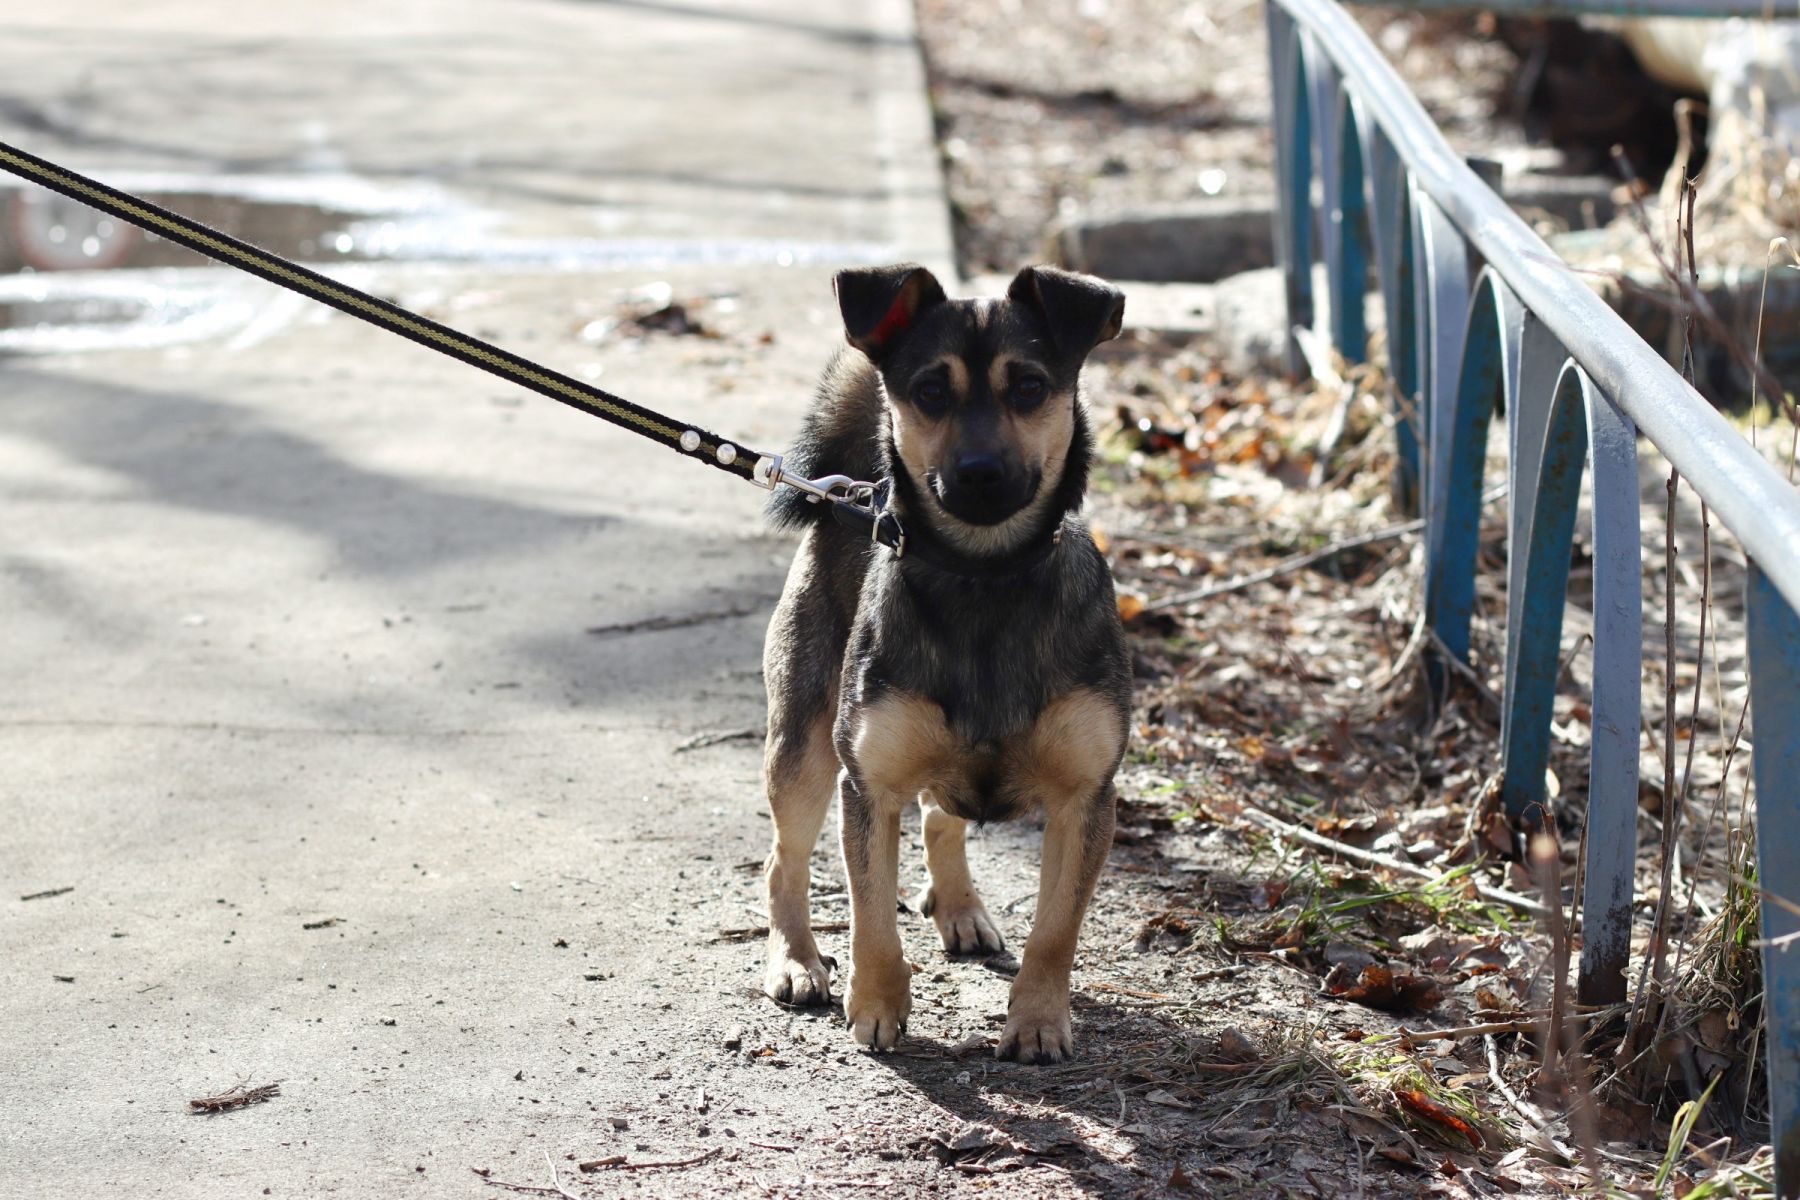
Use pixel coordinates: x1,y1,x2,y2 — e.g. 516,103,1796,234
835,264,946,361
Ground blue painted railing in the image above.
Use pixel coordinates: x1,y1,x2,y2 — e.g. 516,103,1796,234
1266,0,1800,1185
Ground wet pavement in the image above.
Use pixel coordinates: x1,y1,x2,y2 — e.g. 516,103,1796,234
0,170,890,352
0,1,974,1196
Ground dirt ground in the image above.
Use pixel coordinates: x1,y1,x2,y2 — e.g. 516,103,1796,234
917,0,1521,275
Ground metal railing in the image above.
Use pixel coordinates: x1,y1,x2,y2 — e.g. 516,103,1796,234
1351,0,1798,14
1265,0,1800,1186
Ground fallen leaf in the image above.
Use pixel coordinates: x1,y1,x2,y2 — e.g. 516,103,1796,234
1324,963,1445,1012
1395,1089,1485,1150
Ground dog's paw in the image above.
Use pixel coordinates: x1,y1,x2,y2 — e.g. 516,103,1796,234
918,887,1006,957
996,1003,1073,1065
844,960,913,1052
763,952,834,1007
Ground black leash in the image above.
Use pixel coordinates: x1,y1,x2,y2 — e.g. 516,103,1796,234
0,139,908,548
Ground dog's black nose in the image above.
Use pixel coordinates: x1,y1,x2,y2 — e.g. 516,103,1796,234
953,453,1005,489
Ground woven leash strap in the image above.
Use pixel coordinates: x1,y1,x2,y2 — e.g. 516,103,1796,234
0,140,772,483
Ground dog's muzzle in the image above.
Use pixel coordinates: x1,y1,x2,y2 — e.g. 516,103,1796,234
933,459,1039,526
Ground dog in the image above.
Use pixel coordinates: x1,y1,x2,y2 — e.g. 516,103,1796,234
758,263,1131,1064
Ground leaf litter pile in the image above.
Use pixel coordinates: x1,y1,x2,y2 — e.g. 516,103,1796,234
1027,327,1783,1197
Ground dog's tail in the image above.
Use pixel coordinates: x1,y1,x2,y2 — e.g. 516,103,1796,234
767,349,888,530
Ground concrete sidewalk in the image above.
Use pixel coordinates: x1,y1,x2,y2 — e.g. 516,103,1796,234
0,2,1053,1196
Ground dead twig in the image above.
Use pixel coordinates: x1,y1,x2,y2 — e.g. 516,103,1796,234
188,1081,281,1113
1397,1016,1576,1046
674,727,763,753
1137,482,1504,615
20,886,73,901
1607,147,1796,423
472,1159,578,1200
580,1147,722,1173
1484,1034,1576,1166
713,921,847,943
1626,169,1699,1072
585,603,766,639
1425,630,1504,715
1529,831,1603,1194
1531,833,1573,1083
1239,805,1546,917
1143,514,1421,612
1662,490,1715,1033
541,1152,580,1200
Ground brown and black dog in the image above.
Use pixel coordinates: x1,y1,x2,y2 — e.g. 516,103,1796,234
759,263,1131,1063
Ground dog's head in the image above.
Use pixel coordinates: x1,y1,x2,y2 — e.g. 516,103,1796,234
834,263,1124,550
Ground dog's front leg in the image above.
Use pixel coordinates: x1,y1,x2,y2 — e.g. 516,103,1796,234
839,769,912,1050
999,782,1116,1063
762,710,839,1006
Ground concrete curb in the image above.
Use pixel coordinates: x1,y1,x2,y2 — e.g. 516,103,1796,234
870,0,959,282
1047,173,1619,285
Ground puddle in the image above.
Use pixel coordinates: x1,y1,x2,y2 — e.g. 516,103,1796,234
0,170,883,353
5,186,369,274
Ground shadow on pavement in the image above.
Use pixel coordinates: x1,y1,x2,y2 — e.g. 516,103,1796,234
0,363,789,726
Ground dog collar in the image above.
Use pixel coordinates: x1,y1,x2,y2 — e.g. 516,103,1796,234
825,477,1065,579
899,518,1066,579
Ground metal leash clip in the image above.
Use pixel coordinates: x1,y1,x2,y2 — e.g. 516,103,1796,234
756,456,906,557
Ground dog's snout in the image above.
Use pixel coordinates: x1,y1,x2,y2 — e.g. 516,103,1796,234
953,453,1006,489
935,448,1034,526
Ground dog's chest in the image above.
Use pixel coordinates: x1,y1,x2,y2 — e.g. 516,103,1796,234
849,687,1123,821
867,573,1085,746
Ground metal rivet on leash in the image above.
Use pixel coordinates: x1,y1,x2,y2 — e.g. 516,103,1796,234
680,430,701,452
715,443,737,465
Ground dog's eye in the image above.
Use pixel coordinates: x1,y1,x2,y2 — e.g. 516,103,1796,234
1011,375,1048,410
913,380,951,415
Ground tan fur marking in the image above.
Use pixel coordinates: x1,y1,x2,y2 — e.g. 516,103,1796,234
852,692,962,800
939,355,971,403
1008,689,1125,808
1006,388,1073,474
989,357,1074,492
986,353,1028,399
887,356,965,511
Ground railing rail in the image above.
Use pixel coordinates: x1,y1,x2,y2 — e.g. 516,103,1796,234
1344,0,1799,14
1265,0,1800,1188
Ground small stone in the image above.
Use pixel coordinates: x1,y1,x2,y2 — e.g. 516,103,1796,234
609,1116,629,1131
723,1026,744,1051
1218,1027,1260,1062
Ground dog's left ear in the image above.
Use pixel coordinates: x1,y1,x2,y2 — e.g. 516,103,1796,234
1007,266,1125,357
835,263,947,361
